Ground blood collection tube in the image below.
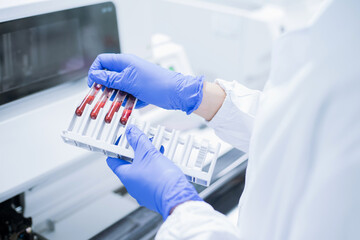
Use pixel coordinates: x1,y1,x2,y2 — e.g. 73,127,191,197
120,94,136,125
75,83,102,116
90,87,113,120
104,90,127,123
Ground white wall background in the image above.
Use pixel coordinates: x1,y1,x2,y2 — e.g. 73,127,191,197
116,0,277,90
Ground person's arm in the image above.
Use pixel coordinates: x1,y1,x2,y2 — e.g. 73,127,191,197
89,54,242,239
107,125,240,240
193,81,226,121
156,201,240,239
195,79,262,152
88,54,262,152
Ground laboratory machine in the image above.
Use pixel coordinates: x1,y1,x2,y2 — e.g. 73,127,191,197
0,0,248,239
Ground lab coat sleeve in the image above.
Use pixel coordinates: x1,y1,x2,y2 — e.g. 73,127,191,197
155,201,241,239
207,79,262,152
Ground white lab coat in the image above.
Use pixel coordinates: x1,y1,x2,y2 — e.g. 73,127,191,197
156,0,360,239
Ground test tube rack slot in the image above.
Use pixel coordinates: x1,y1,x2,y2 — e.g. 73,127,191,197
61,90,220,187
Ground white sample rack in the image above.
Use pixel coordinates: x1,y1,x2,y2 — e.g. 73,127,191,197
61,91,220,186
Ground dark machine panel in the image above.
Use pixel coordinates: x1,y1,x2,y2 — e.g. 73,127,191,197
0,2,120,105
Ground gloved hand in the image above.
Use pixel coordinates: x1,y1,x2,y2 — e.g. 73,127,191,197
88,53,204,114
107,124,202,219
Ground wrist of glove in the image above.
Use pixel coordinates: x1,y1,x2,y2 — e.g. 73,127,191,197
107,124,202,220
176,74,204,114
88,53,204,114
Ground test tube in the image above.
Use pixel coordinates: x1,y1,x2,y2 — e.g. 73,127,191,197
120,94,136,125
104,90,127,123
75,83,102,116
90,87,114,120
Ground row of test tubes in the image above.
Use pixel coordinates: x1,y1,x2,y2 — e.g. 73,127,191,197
62,84,221,186
65,83,138,149
74,83,136,126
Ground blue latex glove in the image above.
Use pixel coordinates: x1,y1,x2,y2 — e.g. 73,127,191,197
88,53,204,114
107,124,202,219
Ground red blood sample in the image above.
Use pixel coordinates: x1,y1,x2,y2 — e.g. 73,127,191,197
104,91,127,123
75,83,102,116
75,96,93,116
105,101,121,123
120,95,136,125
120,109,133,125
90,87,113,119
90,101,106,119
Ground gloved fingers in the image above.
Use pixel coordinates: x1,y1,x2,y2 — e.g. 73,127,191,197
125,124,156,160
89,53,129,72
149,137,165,154
88,54,103,72
88,69,131,92
106,157,131,175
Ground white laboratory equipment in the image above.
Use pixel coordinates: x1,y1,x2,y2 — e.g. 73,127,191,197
0,0,248,239
151,33,195,76
144,0,285,90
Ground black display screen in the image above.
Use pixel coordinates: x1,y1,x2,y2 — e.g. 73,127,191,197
0,2,120,105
